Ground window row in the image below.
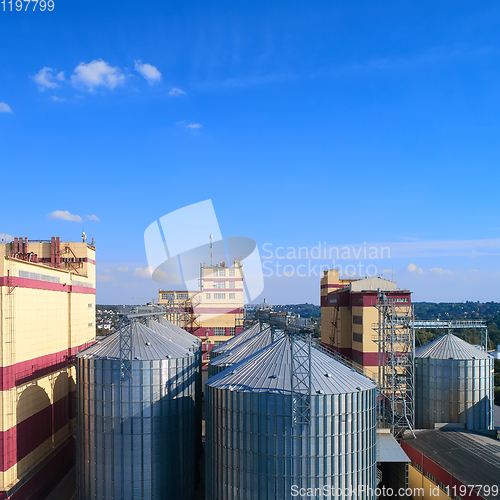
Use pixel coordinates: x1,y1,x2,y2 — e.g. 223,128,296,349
206,293,236,300
212,268,236,277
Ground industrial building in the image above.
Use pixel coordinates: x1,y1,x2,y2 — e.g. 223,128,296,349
402,428,500,500
320,269,412,379
158,261,245,360
0,236,95,499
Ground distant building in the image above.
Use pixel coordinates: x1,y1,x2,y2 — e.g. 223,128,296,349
320,269,412,378
159,261,244,360
0,236,95,499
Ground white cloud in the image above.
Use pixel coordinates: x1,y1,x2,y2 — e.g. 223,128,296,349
117,266,129,272
168,87,185,96
47,210,83,223
0,102,13,113
0,234,13,242
134,266,153,278
407,263,424,274
34,67,65,90
187,123,202,129
97,274,114,283
86,214,100,221
71,60,125,91
51,96,65,102
430,267,453,275
470,269,479,273
134,60,162,84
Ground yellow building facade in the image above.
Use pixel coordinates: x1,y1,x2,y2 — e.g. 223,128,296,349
320,269,411,379
0,237,95,499
159,261,245,359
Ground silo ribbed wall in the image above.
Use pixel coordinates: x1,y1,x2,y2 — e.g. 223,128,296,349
76,353,197,499
205,386,377,500
415,357,493,430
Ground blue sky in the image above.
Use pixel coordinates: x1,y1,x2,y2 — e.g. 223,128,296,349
1,0,500,304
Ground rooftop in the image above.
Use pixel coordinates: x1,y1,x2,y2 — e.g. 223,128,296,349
403,428,500,497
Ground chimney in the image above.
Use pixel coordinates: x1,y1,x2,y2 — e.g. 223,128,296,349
24,237,29,255
56,236,61,268
51,236,55,268
14,237,18,254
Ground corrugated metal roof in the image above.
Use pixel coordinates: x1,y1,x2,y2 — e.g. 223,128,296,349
158,317,202,344
210,323,262,354
376,432,410,462
207,336,376,394
77,322,193,361
148,320,199,351
209,327,274,369
416,333,490,360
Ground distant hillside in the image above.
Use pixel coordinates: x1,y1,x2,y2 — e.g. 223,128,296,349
272,303,321,320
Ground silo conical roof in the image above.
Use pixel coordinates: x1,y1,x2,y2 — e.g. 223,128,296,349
78,322,193,360
207,336,375,394
415,333,490,360
159,317,202,344
210,323,262,355
209,327,274,369
149,320,200,350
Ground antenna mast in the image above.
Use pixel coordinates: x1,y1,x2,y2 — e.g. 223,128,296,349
209,234,213,266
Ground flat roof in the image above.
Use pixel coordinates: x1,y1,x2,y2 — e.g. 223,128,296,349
376,432,410,463
402,429,500,494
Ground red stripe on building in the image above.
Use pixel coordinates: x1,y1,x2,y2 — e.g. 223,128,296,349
0,394,73,472
0,341,94,391
193,307,243,314
0,277,95,295
208,277,243,281
0,437,75,500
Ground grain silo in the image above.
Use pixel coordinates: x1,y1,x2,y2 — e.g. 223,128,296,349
205,336,377,500
415,333,493,431
159,316,202,346
209,322,262,360
149,319,203,457
76,321,197,500
207,326,274,377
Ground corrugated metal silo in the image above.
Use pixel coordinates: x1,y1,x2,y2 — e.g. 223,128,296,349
415,333,493,431
149,319,203,457
207,326,274,377
205,336,377,500
76,322,197,500
209,322,262,360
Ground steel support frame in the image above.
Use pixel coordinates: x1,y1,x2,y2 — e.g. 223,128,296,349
374,294,415,438
290,332,312,426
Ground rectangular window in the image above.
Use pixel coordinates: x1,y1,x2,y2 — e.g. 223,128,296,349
161,293,174,301
88,323,93,328
229,293,235,299
353,332,363,343
229,268,235,276
177,293,188,300
19,270,61,284
213,269,218,277
229,327,235,336
219,269,226,276
206,293,211,300
353,315,363,325
88,303,92,308
214,293,226,300
214,327,225,335
229,281,235,289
